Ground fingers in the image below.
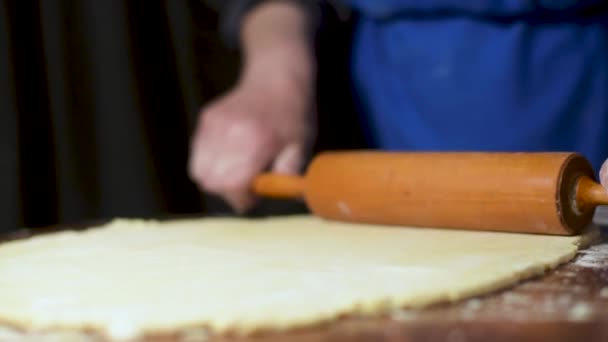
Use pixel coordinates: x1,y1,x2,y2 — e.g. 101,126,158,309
189,108,279,213
188,73,315,214
272,143,306,175
600,159,608,189
200,145,265,213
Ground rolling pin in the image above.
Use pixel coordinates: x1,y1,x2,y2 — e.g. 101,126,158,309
252,151,608,235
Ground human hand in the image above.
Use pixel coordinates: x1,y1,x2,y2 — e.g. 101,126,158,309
188,1,316,213
188,55,315,213
600,159,608,189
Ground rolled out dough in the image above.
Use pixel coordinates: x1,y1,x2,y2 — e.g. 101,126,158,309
0,216,594,340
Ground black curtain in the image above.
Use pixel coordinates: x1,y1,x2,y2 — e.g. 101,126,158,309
0,0,363,233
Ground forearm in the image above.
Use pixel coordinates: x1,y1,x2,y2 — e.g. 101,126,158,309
239,2,316,93
241,2,312,53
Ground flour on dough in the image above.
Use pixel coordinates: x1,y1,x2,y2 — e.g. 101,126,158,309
0,216,594,340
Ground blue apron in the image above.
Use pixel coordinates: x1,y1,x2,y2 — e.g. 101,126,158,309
347,0,608,170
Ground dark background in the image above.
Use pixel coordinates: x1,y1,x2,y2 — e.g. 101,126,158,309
0,0,365,232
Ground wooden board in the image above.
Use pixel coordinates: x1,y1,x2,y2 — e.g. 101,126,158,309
2,218,608,342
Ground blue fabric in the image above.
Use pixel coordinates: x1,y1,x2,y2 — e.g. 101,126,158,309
346,0,604,19
347,1,608,171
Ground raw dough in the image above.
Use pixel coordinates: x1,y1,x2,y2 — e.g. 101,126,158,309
0,216,594,340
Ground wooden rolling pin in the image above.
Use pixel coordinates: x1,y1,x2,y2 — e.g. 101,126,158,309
252,151,608,235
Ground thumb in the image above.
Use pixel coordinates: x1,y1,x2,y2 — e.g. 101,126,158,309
272,143,306,175
600,159,608,189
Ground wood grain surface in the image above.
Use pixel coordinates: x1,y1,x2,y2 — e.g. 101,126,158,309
2,211,608,342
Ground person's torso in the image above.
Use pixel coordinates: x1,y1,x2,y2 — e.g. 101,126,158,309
347,0,608,170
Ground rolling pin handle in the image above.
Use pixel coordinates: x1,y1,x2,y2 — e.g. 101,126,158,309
253,173,305,199
575,175,608,213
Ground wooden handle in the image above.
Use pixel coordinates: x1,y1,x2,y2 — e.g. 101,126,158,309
252,173,305,199
576,176,608,212
253,151,606,236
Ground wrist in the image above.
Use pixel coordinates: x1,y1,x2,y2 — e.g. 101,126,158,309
237,2,316,119
241,1,313,60
237,49,316,129
243,41,315,90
